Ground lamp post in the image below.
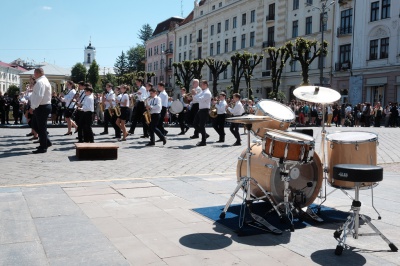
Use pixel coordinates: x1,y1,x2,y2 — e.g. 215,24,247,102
307,0,335,86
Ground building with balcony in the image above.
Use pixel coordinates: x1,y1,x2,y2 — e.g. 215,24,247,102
145,17,183,95
0,62,27,94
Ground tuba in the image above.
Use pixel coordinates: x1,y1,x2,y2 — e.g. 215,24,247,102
209,102,218,118
143,98,151,125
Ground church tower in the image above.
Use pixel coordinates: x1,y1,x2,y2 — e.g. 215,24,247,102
83,40,96,68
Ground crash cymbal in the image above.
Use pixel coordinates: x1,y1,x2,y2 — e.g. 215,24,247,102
293,86,341,104
226,114,271,124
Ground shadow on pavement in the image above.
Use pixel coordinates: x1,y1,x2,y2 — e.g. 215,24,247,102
168,145,196,150
179,233,232,250
0,151,33,158
310,248,367,266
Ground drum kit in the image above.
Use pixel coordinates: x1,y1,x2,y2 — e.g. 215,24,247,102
219,86,383,233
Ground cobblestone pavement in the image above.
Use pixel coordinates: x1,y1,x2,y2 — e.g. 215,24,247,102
0,125,399,265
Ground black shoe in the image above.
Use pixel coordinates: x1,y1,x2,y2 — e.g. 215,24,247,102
184,126,189,133
216,140,224,143
196,142,206,146
190,135,199,139
64,132,72,136
29,137,38,141
26,133,33,137
206,134,210,139
99,132,108,135
128,130,134,134
163,138,167,145
177,132,185,135
146,142,155,146
140,135,149,138
156,139,163,142
33,140,40,144
164,130,168,136
232,142,241,146
76,137,79,139
77,141,84,143
112,136,119,139
32,149,47,154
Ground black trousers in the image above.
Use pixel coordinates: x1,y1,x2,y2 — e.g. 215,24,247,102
33,104,52,150
149,113,165,143
76,110,84,141
189,103,199,125
82,111,94,142
157,106,167,135
103,109,111,133
0,109,5,124
130,102,148,136
212,114,226,141
230,122,240,143
178,108,188,132
194,109,209,142
104,110,120,137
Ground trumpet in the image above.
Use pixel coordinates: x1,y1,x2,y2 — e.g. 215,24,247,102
143,97,151,125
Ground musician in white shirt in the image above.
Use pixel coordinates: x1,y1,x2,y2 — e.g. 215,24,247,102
116,85,130,141
145,88,167,146
61,80,78,135
188,79,201,135
77,85,94,143
192,80,212,146
177,87,190,135
213,92,227,143
157,82,169,137
75,81,87,142
29,68,52,153
227,93,245,146
100,83,116,135
129,78,149,138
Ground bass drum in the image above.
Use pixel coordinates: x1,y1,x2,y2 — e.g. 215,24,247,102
169,99,184,114
236,144,322,208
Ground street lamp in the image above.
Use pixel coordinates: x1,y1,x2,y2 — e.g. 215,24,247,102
307,0,335,86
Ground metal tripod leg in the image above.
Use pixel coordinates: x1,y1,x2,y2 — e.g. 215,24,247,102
220,177,248,219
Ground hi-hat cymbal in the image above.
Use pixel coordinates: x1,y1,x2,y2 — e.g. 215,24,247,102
226,114,271,124
293,86,341,104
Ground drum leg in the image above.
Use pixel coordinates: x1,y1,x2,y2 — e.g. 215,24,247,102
371,185,382,220
220,178,247,219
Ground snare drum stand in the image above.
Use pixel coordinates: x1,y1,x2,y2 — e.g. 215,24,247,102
220,123,282,235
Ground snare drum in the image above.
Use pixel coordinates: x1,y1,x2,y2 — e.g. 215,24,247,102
251,100,295,138
263,131,315,163
237,144,322,207
326,131,378,189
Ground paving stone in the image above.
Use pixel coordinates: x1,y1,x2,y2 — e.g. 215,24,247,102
0,241,48,266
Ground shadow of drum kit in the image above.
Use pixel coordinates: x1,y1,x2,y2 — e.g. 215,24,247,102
219,85,398,254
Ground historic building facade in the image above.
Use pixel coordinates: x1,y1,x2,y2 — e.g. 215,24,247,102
0,62,26,94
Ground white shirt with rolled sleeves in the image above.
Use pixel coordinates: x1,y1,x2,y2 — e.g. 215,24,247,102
195,88,212,109
137,86,148,101
82,94,94,112
119,93,129,107
104,91,115,110
30,75,52,109
216,100,227,114
63,89,76,108
149,96,161,114
228,101,245,116
159,90,168,108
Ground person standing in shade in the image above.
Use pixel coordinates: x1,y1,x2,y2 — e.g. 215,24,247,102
145,88,167,146
157,82,168,137
29,68,52,154
77,84,95,143
129,78,149,138
213,92,227,143
192,80,211,146
227,93,245,146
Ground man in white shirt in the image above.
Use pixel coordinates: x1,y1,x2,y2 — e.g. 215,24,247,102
188,79,201,135
178,87,190,135
29,68,52,153
213,92,227,143
157,82,169,137
77,84,94,143
145,88,167,146
100,83,115,135
192,80,211,146
129,78,149,138
227,93,245,146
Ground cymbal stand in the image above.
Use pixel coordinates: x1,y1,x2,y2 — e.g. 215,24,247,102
219,124,282,234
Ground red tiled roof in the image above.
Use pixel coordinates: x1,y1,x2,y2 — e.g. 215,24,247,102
0,61,27,72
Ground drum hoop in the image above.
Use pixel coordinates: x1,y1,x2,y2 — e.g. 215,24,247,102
265,132,315,145
170,100,183,114
256,101,295,122
326,131,378,144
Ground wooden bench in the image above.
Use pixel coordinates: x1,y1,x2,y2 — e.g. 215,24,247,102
75,143,119,160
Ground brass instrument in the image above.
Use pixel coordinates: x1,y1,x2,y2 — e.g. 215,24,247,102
99,93,105,112
114,104,121,117
226,102,235,116
130,93,138,108
143,98,151,125
108,101,115,116
183,93,192,104
209,101,218,118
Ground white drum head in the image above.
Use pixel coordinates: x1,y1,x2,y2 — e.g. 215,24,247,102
326,131,378,143
256,100,295,122
169,100,183,114
266,130,314,144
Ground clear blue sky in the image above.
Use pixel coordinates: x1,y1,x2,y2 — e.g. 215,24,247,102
0,0,193,69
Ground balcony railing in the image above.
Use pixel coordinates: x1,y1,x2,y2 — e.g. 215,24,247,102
197,38,202,43
165,66,173,71
266,14,275,21
337,26,352,37
262,41,275,48
335,61,351,71
164,49,173,54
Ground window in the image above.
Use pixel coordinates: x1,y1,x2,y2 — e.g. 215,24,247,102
210,43,214,56
250,10,255,23
211,25,214,36
217,22,221,33
267,27,274,46
306,0,313,5
224,39,229,52
198,47,202,59
268,3,275,20
169,41,173,50
291,61,297,72
381,0,390,19
232,36,237,51
219,2,222,7
225,19,229,31
217,41,221,54
250,32,255,47
179,53,181,62
233,16,237,28
241,34,246,49
223,69,227,79
212,5,215,10
184,36,187,45
305,16,312,35
266,58,271,70
380,37,389,58
242,13,246,25
189,50,192,60
200,10,203,16
339,9,353,35
292,20,298,38
369,39,378,60
293,0,299,10
318,55,325,69
184,52,187,61
198,29,202,42
168,58,172,67
370,1,379,22
179,37,182,47
189,34,192,43
339,44,351,64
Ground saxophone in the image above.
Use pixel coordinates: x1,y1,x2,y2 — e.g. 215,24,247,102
114,104,121,117
143,97,151,125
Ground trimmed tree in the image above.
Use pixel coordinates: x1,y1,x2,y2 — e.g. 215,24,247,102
240,52,263,100
230,52,245,94
71,63,87,83
265,45,290,96
204,58,231,96
173,59,205,92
